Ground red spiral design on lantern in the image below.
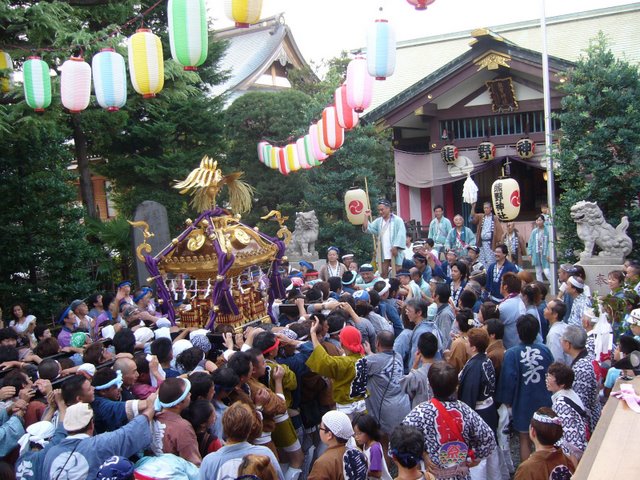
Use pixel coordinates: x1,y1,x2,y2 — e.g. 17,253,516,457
349,200,364,215
510,190,521,207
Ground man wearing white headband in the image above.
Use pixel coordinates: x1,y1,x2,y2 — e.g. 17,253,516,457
16,420,62,480
566,276,591,328
153,377,201,466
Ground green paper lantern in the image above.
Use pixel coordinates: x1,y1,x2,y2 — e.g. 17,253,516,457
168,0,208,71
23,57,51,112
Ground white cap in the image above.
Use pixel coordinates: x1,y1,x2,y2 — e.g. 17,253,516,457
321,410,354,440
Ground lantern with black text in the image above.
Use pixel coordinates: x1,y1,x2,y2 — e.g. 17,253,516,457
168,0,208,70
128,29,164,98
23,57,52,112
224,0,262,28
346,56,373,113
334,85,359,130
93,49,127,112
516,138,535,160
492,177,521,221
477,141,496,162
441,145,458,165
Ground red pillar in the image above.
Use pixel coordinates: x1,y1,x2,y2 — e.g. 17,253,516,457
444,183,455,219
399,183,411,220
420,187,432,226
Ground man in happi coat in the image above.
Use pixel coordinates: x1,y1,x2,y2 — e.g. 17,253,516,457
470,202,504,268
497,314,553,463
364,331,411,435
403,362,496,480
363,198,406,278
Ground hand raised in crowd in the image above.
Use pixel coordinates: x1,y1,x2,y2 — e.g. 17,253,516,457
222,332,235,351
10,399,28,417
18,387,35,403
142,393,157,421
35,378,52,397
0,386,15,401
272,365,285,381
364,209,372,218
363,341,372,355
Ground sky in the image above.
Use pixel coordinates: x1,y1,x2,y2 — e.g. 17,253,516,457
208,0,635,64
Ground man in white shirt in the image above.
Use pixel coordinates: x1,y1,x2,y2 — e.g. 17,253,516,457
544,300,572,364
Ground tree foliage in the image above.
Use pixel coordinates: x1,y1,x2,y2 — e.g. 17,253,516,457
224,54,393,261
0,106,100,319
555,33,640,261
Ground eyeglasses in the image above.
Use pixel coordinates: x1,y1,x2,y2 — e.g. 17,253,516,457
319,425,331,434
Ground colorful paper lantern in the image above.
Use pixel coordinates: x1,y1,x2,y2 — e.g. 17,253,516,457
334,85,359,130
168,0,208,71
285,143,301,173
0,51,13,93
492,177,521,221
60,56,92,113
23,57,52,112
224,0,262,28
477,141,496,162
295,137,313,169
315,119,336,156
346,56,373,113
303,133,323,166
367,17,396,80
516,138,535,159
128,29,164,98
406,0,436,10
344,188,369,225
321,106,345,150
257,141,268,164
441,145,458,165
309,124,329,162
92,49,127,112
263,143,273,167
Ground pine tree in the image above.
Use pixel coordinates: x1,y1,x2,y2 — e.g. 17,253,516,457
0,105,100,319
555,33,640,261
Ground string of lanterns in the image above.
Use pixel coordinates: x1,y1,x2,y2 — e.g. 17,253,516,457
1,0,263,113
257,5,404,175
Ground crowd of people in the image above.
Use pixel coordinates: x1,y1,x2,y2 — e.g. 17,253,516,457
0,200,639,480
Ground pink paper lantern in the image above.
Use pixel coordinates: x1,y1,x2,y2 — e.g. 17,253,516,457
406,0,436,10
334,84,359,130
60,56,92,113
321,106,345,150
346,56,373,113
296,137,313,169
309,124,329,162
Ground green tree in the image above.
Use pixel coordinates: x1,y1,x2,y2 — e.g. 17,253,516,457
224,54,393,260
555,33,640,261
0,106,100,319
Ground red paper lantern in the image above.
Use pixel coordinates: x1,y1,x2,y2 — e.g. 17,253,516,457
334,85,359,130
321,106,345,150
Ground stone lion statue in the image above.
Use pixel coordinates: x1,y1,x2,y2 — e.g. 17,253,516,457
570,201,632,260
288,211,319,258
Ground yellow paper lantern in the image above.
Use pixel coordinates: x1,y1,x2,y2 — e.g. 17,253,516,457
0,51,13,93
224,0,263,28
128,28,164,98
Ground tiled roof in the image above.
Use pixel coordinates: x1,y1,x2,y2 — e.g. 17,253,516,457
364,3,640,114
210,13,311,98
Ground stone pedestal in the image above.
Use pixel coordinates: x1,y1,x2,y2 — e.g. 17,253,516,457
577,257,623,296
132,201,171,288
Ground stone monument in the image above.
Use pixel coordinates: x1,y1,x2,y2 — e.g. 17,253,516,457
286,210,320,264
131,201,171,288
571,200,632,295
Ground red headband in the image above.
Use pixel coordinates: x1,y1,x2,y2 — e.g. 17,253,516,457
262,338,280,355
